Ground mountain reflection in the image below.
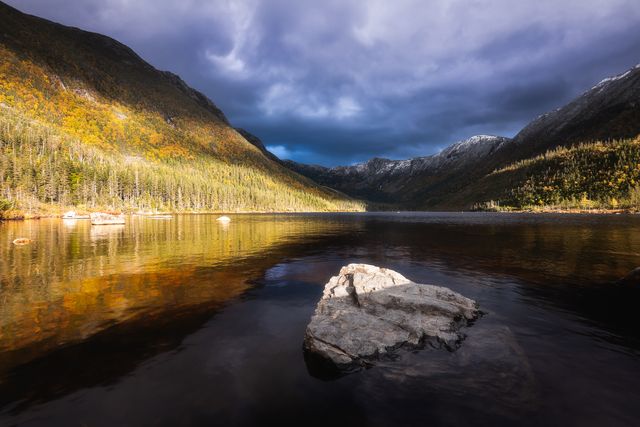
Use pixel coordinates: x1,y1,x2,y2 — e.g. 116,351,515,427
0,215,347,373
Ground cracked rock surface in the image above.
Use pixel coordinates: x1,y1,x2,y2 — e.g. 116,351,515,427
304,264,480,373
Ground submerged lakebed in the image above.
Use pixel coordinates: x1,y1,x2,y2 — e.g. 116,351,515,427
1,212,640,426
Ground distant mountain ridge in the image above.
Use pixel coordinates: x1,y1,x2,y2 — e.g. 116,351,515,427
285,135,511,204
286,63,640,209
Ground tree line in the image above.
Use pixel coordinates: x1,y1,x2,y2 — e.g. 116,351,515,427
0,110,364,216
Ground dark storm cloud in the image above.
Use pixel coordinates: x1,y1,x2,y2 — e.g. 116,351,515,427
6,0,640,165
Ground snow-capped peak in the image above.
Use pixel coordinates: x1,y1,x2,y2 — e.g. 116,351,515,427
591,63,640,91
438,135,508,156
324,135,510,178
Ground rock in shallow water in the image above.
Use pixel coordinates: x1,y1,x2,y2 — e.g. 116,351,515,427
303,264,480,374
90,212,125,225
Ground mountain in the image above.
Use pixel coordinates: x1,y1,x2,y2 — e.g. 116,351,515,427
2,1,638,214
285,135,510,206
287,64,640,209
450,64,640,208
508,64,640,161
0,1,363,216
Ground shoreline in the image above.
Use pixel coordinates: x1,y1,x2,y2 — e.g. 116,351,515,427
475,207,638,215
0,209,367,221
2,208,638,221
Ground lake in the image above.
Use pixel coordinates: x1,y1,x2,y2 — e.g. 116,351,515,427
1,212,640,426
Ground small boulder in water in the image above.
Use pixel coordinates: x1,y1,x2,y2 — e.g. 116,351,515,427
216,216,231,223
304,264,480,375
12,238,32,246
90,212,125,225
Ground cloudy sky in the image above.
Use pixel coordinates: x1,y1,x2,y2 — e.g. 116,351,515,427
7,0,640,165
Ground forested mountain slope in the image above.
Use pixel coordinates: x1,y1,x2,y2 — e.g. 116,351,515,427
506,65,640,162
0,1,363,216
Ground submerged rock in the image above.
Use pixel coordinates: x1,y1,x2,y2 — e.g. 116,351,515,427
304,264,480,374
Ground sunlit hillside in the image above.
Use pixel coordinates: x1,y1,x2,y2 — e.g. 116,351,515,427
0,2,364,216
472,137,640,211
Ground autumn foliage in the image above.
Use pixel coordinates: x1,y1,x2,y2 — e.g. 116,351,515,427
0,5,363,214
485,137,640,210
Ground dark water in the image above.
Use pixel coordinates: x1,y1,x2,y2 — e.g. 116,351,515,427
1,212,640,426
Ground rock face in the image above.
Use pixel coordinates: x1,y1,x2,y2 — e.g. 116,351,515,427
304,264,480,373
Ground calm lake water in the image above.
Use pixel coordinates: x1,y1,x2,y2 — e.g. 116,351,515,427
1,212,640,426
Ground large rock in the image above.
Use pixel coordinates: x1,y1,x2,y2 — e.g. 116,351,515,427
304,264,480,373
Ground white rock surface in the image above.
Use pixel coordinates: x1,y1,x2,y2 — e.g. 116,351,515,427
12,238,32,246
90,212,125,225
304,264,479,372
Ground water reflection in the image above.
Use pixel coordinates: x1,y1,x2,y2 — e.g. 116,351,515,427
89,223,125,241
1,213,640,425
0,215,351,374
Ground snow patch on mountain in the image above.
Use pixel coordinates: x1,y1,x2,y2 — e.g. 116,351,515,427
590,63,640,92
326,135,510,178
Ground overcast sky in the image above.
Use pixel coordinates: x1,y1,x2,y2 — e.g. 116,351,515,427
6,0,640,165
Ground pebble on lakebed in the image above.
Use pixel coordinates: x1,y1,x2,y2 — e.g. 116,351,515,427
303,264,480,375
